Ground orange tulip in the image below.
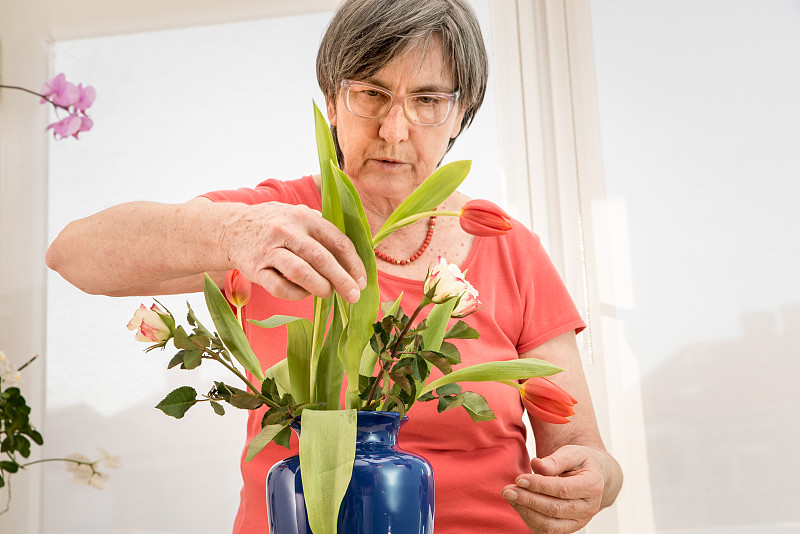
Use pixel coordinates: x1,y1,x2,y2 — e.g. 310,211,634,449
519,377,577,424
224,269,252,308
459,200,512,237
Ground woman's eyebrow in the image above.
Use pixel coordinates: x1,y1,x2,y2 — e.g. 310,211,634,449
362,76,455,94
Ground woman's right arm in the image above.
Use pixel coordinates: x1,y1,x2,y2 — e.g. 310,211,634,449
45,197,367,300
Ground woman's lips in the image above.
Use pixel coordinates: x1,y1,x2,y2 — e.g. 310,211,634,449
369,158,407,171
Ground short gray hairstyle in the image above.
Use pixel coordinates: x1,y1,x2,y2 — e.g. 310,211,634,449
316,0,489,164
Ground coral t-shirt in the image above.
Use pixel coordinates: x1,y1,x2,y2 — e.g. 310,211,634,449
202,175,585,534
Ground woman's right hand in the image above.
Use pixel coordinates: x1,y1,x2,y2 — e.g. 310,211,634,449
223,201,367,303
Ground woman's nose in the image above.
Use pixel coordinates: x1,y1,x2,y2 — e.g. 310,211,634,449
378,102,410,144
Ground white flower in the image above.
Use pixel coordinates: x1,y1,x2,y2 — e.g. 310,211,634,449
89,472,109,490
423,256,471,303
0,350,20,384
98,447,123,469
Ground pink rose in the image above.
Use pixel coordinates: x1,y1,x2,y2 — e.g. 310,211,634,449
423,256,481,316
127,304,172,343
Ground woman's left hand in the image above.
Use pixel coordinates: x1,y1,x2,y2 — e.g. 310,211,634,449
502,444,609,533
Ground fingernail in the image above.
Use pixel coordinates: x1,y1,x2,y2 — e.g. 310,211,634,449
347,288,361,303
516,478,529,489
502,489,518,501
356,276,367,290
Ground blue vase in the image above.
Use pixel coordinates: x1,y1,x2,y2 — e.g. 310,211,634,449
266,411,434,534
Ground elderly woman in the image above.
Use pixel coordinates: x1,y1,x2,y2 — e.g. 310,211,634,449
46,0,622,532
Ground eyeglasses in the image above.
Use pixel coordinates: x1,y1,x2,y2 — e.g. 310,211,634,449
340,79,459,127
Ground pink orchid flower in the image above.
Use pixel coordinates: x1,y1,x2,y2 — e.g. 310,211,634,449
40,73,80,108
73,84,97,112
46,115,82,140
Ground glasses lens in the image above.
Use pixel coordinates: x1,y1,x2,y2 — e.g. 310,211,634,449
346,83,391,119
406,95,452,125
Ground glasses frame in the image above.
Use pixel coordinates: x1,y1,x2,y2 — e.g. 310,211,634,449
340,79,460,127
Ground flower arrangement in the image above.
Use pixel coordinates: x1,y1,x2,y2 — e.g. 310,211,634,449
0,352,121,515
0,72,95,139
128,103,576,534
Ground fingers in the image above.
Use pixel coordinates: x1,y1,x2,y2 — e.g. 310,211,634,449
502,489,583,534
502,479,598,534
228,203,367,303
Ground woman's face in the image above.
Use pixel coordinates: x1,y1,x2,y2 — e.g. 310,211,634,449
326,38,465,207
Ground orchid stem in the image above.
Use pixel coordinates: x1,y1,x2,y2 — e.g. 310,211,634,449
0,84,71,113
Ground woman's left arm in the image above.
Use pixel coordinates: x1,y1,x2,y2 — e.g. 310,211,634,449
502,330,623,533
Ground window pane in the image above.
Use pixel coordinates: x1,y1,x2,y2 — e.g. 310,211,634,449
590,1,800,531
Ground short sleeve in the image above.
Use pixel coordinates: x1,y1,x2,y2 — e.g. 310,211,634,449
514,231,586,353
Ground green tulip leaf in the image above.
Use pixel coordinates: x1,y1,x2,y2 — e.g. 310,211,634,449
246,422,291,462
264,358,292,397
330,164,380,408
300,409,357,534
203,274,265,382
419,358,564,396
286,318,313,405
373,160,471,247
420,298,457,353
249,315,305,329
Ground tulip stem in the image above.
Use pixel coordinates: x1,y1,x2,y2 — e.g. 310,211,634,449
371,210,460,248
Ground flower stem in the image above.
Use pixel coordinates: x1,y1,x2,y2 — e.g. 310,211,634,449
371,210,460,248
192,340,275,406
363,300,428,407
0,84,71,113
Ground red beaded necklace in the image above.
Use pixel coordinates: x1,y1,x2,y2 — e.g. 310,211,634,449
374,211,437,266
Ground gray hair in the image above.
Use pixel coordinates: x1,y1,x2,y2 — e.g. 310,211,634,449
316,0,489,164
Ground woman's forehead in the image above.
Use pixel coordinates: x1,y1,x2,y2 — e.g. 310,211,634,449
359,38,456,93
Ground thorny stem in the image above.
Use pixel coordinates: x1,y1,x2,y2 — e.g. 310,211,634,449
193,341,280,409
363,300,428,407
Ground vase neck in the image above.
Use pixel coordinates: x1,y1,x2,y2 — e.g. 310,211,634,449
355,411,406,446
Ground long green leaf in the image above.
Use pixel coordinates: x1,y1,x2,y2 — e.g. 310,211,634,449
264,358,292,397
246,423,290,461
249,315,305,328
420,298,457,352
315,102,345,232
286,319,313,405
300,409,357,534
203,274,265,382
331,165,380,408
373,160,471,247
317,298,344,409
419,358,564,396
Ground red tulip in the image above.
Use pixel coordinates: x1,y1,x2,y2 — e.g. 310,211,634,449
225,269,252,308
459,200,512,237
519,377,577,424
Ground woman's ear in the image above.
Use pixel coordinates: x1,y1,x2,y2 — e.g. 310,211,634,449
326,96,337,127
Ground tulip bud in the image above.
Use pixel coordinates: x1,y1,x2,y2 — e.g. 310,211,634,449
225,269,252,308
519,376,577,424
127,304,172,343
459,200,512,237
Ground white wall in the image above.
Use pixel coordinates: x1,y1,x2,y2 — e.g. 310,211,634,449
590,1,800,532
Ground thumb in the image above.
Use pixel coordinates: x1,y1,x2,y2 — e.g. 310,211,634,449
530,446,583,476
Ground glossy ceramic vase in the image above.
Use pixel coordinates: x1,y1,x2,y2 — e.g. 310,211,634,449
266,411,435,534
